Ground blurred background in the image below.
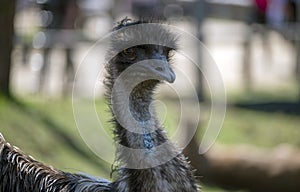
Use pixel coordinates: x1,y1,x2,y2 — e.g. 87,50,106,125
0,0,300,191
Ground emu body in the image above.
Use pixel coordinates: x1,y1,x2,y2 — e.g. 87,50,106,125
0,19,198,192
0,134,111,192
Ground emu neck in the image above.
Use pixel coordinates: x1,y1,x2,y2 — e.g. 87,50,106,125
109,80,198,191
112,80,161,149
128,82,155,122
109,79,169,172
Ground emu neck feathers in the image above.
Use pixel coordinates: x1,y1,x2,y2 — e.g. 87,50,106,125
111,81,163,151
110,81,198,191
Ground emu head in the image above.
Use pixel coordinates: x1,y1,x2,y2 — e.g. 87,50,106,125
106,19,178,88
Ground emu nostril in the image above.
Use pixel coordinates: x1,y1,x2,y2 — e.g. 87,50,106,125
155,66,164,72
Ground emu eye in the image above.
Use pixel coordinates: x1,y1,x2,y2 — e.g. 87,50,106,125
122,48,136,60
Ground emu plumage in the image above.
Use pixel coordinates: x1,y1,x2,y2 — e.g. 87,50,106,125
0,19,198,192
0,134,111,191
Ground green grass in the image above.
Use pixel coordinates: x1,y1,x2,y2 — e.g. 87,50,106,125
217,107,300,147
0,96,111,179
221,88,300,147
226,85,299,103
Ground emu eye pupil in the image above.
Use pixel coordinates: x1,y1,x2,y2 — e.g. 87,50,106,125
123,48,136,60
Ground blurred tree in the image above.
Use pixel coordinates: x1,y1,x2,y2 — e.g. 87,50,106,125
297,2,300,102
0,0,16,97
296,17,300,102
35,0,79,95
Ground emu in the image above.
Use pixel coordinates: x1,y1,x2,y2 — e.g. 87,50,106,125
0,19,198,192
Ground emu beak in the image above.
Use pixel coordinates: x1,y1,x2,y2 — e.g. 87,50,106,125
147,54,176,83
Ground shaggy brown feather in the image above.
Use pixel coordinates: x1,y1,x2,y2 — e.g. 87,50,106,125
0,134,111,192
